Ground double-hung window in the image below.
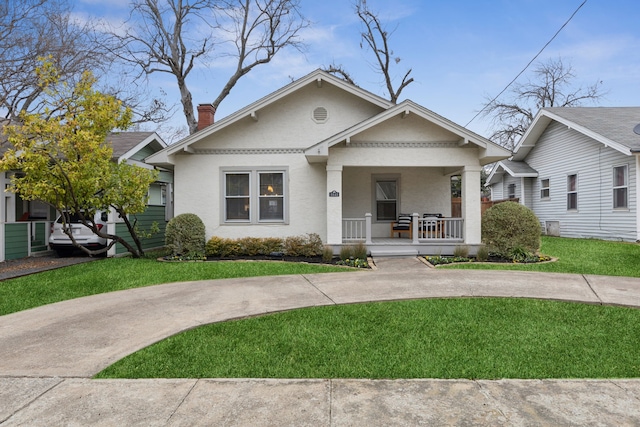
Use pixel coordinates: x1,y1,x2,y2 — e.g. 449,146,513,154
613,165,628,209
225,173,251,221
224,169,286,223
375,179,397,221
567,174,578,210
540,179,550,199
258,172,284,220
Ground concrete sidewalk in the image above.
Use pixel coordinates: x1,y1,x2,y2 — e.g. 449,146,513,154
2,256,640,425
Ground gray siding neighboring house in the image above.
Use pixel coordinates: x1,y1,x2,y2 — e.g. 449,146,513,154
487,107,640,242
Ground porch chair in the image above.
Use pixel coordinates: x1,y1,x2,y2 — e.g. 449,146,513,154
390,214,413,238
420,213,443,238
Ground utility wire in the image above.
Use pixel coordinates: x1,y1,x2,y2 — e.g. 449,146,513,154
465,0,588,127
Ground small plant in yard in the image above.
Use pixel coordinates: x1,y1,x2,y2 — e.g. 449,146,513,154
337,244,369,268
425,255,472,265
453,245,469,258
322,245,334,263
339,245,353,261
476,245,489,262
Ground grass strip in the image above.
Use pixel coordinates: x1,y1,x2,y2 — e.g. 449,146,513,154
0,258,349,316
444,236,640,277
96,298,640,380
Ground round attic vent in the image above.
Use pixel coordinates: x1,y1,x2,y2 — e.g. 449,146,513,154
312,106,328,123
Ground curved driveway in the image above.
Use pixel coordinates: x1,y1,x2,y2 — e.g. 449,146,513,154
2,256,640,425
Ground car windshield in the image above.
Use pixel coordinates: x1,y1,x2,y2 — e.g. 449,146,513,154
56,213,89,224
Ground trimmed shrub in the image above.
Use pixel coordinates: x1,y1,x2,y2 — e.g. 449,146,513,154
482,202,541,258
205,236,241,257
283,233,324,257
165,213,205,257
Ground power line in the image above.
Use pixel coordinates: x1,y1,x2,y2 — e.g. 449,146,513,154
465,0,588,127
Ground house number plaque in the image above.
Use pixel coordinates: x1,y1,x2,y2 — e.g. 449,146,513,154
329,190,340,197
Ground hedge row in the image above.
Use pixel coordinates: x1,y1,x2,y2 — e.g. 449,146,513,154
205,233,325,258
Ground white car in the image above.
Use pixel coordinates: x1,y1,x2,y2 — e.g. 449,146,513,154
49,211,108,256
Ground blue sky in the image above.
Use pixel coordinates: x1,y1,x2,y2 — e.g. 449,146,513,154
74,0,640,140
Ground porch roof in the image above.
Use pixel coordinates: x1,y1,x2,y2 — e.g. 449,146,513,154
304,100,512,165
486,159,538,185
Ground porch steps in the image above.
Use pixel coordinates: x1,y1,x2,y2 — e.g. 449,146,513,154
369,247,418,257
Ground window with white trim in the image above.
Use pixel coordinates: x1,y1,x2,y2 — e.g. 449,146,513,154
567,174,578,210
223,169,286,223
540,178,550,199
507,183,516,199
613,165,628,209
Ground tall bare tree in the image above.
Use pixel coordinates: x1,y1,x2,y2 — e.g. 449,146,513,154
112,0,308,135
0,0,107,120
481,58,606,149
325,1,413,103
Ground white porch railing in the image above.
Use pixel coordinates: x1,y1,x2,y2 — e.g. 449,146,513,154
341,214,464,243
342,217,367,242
417,217,464,240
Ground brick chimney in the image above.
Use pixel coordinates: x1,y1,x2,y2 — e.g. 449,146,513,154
197,104,216,130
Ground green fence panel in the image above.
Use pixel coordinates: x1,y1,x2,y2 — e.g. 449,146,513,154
115,206,168,255
4,223,29,260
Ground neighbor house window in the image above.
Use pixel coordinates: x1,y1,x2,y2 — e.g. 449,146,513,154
540,179,550,199
375,179,397,221
223,169,287,223
507,183,516,199
567,174,578,210
613,165,628,209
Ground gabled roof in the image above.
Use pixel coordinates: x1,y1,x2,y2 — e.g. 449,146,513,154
304,100,512,165
486,159,538,185
513,107,640,161
155,69,393,161
106,131,167,162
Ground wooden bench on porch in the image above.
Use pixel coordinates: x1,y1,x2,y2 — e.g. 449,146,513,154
390,214,412,238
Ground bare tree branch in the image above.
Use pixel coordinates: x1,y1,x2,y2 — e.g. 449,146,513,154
323,1,414,104
108,0,308,135
481,58,607,149
210,0,309,114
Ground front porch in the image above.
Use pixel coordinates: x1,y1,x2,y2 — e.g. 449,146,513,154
341,214,474,256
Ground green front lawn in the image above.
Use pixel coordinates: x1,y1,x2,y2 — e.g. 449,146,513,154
97,297,640,379
0,258,349,316
440,236,640,277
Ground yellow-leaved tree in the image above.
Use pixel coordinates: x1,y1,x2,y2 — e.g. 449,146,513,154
0,61,158,257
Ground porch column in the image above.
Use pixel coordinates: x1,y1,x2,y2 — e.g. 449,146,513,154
462,165,482,244
326,165,343,245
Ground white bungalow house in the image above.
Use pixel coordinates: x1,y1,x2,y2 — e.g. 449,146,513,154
147,69,511,256
0,131,173,261
486,107,640,242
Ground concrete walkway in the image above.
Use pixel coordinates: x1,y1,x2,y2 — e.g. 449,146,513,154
2,257,640,425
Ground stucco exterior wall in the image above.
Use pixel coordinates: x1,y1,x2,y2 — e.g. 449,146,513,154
342,167,451,238
173,152,328,241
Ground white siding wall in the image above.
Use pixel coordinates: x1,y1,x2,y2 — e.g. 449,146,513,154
526,121,637,241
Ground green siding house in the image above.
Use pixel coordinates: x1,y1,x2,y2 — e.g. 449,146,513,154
0,131,173,262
